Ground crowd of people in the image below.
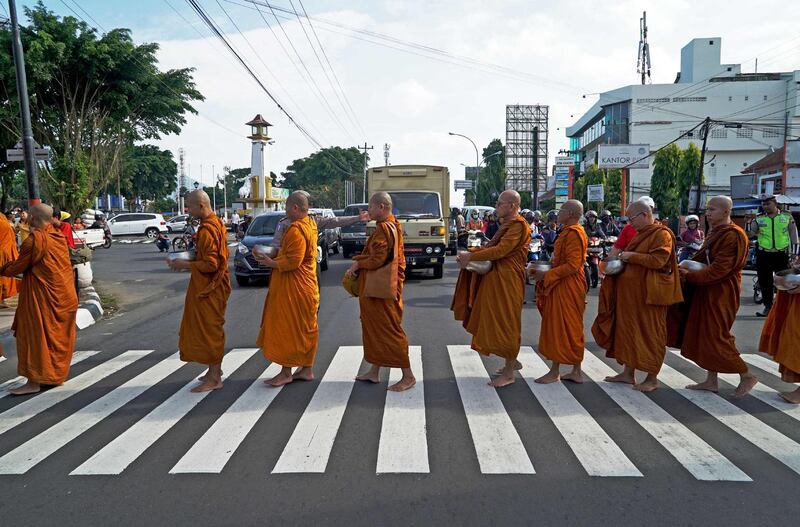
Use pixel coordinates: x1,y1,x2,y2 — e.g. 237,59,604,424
3,189,799,409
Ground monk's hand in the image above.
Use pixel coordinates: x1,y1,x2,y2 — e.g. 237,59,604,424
345,262,359,278
619,251,633,262
358,210,370,222
255,254,277,268
457,251,472,267
678,267,691,278
167,258,191,271
532,270,546,281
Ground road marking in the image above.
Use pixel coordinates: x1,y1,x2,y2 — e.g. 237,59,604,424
142,240,155,244
0,356,6,363
519,347,641,477
376,346,428,474
0,352,183,474
446,345,535,474
581,352,749,481
170,363,284,474
658,362,800,476
741,354,782,378
0,350,102,396
71,348,258,475
0,350,151,437
272,346,363,473
667,349,800,423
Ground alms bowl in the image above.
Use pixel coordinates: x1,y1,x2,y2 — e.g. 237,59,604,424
775,268,800,291
678,260,708,272
253,245,278,258
167,250,196,262
600,257,625,276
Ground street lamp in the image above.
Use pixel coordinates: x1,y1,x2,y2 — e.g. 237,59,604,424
449,132,480,205
193,181,199,190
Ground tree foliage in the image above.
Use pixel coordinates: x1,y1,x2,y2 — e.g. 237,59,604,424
473,140,505,207
651,143,682,219
604,169,623,216
678,142,702,214
0,3,202,213
121,145,177,201
281,146,364,208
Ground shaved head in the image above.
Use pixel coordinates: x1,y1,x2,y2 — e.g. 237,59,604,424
626,200,652,218
286,190,310,211
185,189,214,220
557,199,583,226
29,204,53,229
496,189,520,222
499,189,521,206
562,199,583,216
706,195,733,228
186,190,211,207
368,191,393,221
708,195,733,210
369,191,392,207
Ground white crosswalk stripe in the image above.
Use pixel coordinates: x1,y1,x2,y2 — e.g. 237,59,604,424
71,348,258,475
0,350,101,398
447,345,535,474
0,350,152,437
741,353,782,377
519,347,641,477
581,352,750,481
272,346,363,473
667,349,800,423
376,346,428,474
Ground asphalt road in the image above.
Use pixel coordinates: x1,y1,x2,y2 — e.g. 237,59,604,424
0,239,798,526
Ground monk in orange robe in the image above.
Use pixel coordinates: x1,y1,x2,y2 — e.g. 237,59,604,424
759,255,800,403
532,199,588,384
346,191,415,391
452,190,531,388
592,200,682,392
668,196,758,397
0,204,78,395
167,190,231,392
0,213,19,304
256,191,320,387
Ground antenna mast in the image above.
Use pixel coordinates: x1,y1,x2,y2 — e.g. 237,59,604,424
637,11,652,85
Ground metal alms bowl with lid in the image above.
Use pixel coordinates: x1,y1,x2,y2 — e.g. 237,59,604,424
775,268,800,291
459,250,492,275
678,260,708,272
599,256,625,276
252,244,278,258
167,250,196,262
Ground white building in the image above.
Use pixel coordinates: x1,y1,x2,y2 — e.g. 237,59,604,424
566,38,800,200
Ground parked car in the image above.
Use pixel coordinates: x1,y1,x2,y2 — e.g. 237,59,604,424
166,214,189,233
107,213,168,238
340,203,368,258
309,207,340,254
233,212,329,287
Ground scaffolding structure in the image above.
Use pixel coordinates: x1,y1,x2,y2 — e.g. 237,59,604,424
505,105,548,202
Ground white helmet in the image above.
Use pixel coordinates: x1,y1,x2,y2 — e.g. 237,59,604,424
685,214,700,224
637,195,655,210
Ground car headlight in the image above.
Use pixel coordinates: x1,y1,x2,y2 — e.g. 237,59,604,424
237,243,250,255
426,246,433,254
434,246,442,254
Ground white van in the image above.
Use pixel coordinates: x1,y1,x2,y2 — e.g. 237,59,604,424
108,213,168,238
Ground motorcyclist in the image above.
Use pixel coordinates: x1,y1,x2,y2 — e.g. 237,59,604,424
531,210,543,236
541,210,559,259
467,209,484,232
583,210,607,239
599,210,620,236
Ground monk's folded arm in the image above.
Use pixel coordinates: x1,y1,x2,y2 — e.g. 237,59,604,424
544,231,584,287
274,227,306,272
470,222,524,262
353,225,389,270
190,230,221,274
626,233,672,269
686,232,743,285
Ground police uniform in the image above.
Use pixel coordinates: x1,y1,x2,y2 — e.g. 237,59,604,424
752,209,796,312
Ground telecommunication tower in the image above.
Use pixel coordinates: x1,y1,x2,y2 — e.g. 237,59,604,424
637,11,652,85
384,143,391,166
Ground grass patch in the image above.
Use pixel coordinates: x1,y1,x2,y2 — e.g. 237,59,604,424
93,285,121,317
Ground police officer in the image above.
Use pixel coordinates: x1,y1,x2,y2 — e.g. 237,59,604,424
747,195,799,316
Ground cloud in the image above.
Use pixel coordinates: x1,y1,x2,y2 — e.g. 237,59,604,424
386,80,438,118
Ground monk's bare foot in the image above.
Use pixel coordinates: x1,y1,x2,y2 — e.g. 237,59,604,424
495,360,522,374
190,379,223,393
732,374,758,398
291,367,314,382
8,381,40,395
633,379,659,392
686,380,718,393
561,371,584,384
489,374,515,388
265,371,293,387
779,390,800,404
534,371,560,384
388,376,416,392
198,370,223,381
605,373,635,384
356,372,380,383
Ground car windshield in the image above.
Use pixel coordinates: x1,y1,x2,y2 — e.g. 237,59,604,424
247,215,283,236
388,192,441,219
341,222,366,233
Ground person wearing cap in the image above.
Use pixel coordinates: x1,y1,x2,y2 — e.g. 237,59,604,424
600,210,620,237
746,195,799,317
51,209,77,249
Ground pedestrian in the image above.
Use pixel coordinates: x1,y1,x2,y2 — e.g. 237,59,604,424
155,231,170,253
73,217,85,230
485,212,499,239
759,255,800,404
51,209,77,249
255,191,319,387
532,200,588,384
231,210,240,233
167,190,231,393
0,204,78,395
453,207,467,248
0,209,19,307
747,195,799,317
346,191,415,391
452,190,531,388
669,196,758,397
16,209,30,245
592,200,683,392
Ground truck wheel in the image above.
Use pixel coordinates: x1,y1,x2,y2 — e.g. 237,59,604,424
236,275,250,287
433,264,444,279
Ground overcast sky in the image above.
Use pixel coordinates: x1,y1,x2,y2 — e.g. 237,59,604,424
36,0,800,205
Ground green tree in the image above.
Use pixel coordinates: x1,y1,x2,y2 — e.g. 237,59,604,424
604,169,623,216
121,145,177,201
152,196,176,213
281,146,364,208
678,143,702,214
0,3,202,213
651,143,682,219
572,174,586,206
475,139,504,206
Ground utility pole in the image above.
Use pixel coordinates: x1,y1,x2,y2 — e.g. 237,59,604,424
221,166,229,222
211,164,216,211
694,117,711,214
178,148,186,213
8,0,39,206
384,143,390,166
637,11,652,85
358,142,373,202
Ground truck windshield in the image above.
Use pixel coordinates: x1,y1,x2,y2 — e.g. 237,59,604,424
388,192,441,219
247,215,283,236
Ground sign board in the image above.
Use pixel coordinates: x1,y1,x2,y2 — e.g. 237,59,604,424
687,185,709,211
587,184,605,202
598,144,650,169
270,186,290,200
554,155,575,167
6,145,51,162
454,180,474,190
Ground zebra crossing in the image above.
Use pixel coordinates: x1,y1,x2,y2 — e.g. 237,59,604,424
0,344,798,480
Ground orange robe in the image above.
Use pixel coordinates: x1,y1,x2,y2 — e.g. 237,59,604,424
178,214,231,365
1,224,77,384
0,219,19,299
451,215,531,360
259,215,319,367
759,291,800,383
668,223,749,373
355,215,409,368
536,224,588,365
592,223,682,374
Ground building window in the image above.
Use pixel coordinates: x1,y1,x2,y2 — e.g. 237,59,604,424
745,95,749,101
710,128,727,139
636,97,670,103
727,67,732,72
673,96,708,102
763,128,781,138
728,96,733,102
736,128,753,138
709,40,714,45
763,95,768,101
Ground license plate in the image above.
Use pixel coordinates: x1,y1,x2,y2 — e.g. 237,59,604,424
430,258,438,263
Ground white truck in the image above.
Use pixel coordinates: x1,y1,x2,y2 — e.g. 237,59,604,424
367,165,450,279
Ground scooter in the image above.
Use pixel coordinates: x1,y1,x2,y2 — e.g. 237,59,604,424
678,241,703,263
528,234,544,262
101,227,112,249
586,236,603,288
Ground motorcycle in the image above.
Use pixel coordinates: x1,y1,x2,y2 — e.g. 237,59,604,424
528,234,544,262
101,226,112,249
678,241,703,263
585,236,604,288
745,240,758,271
